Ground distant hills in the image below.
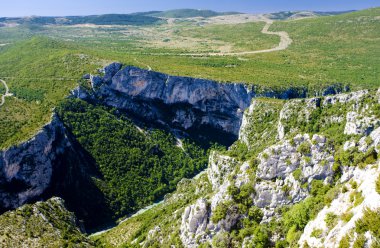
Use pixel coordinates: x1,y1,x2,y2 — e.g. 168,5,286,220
0,14,163,26
0,9,241,27
265,10,355,20
0,9,357,27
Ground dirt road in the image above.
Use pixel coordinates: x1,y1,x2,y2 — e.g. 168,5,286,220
0,79,12,107
181,19,292,56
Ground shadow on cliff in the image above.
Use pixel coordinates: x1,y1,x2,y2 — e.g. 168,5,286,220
41,128,115,232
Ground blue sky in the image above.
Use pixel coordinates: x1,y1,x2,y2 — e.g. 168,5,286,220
1,0,379,17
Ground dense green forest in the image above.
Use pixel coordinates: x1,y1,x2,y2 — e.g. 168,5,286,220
57,99,209,218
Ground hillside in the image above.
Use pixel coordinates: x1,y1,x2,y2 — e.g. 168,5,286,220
0,198,93,247
94,87,380,247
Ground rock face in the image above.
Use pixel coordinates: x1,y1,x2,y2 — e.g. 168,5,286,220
0,115,109,229
299,164,380,247
254,134,334,218
76,65,313,146
0,115,68,210
181,198,211,248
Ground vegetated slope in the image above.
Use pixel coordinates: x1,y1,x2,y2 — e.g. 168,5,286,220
0,198,93,247
95,88,380,247
0,37,99,149
56,98,209,222
149,9,240,18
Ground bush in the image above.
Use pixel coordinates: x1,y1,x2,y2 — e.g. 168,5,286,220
297,142,311,155
286,225,302,246
211,202,230,223
341,211,354,223
248,206,263,223
325,212,338,229
292,168,302,181
252,226,270,248
311,228,323,238
355,208,380,240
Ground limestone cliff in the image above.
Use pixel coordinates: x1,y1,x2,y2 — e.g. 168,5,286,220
73,64,337,145
0,115,109,229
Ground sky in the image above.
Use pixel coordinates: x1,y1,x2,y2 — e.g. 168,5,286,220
1,0,379,17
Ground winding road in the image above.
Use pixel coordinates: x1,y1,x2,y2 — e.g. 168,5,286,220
0,79,12,107
181,19,292,56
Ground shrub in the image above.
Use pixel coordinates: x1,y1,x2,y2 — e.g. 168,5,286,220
212,232,231,248
253,226,270,248
352,234,366,248
355,207,380,240
286,225,302,246
248,206,263,224
211,202,230,223
338,234,350,248
292,168,302,181
325,212,338,229
311,228,323,238
341,211,354,223
297,142,311,155
349,191,364,207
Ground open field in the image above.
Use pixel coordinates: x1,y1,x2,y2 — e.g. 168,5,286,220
0,8,379,148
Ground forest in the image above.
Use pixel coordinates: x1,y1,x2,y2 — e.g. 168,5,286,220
57,98,209,219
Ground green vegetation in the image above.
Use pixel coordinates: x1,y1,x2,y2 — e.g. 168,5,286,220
280,180,338,246
297,141,311,155
341,211,354,223
0,37,99,149
57,98,208,219
325,212,338,229
177,22,279,52
311,228,323,238
0,198,93,247
355,208,380,243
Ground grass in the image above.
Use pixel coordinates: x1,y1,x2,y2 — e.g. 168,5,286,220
176,22,279,52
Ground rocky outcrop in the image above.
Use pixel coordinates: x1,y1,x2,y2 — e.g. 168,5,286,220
179,89,380,247
254,134,334,219
181,198,211,248
299,163,380,247
0,115,109,229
